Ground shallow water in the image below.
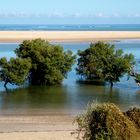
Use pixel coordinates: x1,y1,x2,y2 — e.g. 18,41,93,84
0,40,140,116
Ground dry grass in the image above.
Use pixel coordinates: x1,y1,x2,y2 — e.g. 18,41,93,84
124,107,140,129
75,103,138,140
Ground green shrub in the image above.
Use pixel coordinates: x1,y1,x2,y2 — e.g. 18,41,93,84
124,107,140,129
75,103,137,140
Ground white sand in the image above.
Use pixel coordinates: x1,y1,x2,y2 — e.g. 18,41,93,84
0,131,76,140
0,31,140,42
0,115,77,140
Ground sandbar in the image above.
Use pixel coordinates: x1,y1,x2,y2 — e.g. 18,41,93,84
0,31,140,43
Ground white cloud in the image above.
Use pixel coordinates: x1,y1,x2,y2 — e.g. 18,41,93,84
134,14,140,18
0,12,67,18
96,13,103,17
112,13,120,17
94,13,110,18
71,13,81,17
0,12,139,19
0,12,33,18
47,12,66,18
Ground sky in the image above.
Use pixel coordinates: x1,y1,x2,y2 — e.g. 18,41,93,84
0,0,140,24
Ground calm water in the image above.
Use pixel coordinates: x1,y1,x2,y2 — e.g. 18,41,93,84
0,40,140,116
0,24,140,31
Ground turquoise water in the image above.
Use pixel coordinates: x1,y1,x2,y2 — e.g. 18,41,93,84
0,40,140,116
0,24,140,31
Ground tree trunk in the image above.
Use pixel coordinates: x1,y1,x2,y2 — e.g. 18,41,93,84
110,80,113,88
4,80,8,89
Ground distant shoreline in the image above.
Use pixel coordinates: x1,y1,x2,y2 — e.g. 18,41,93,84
0,31,140,43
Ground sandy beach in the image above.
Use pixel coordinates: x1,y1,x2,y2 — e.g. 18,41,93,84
0,31,140,42
0,132,75,140
0,115,77,140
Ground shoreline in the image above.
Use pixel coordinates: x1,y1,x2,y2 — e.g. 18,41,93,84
0,31,140,43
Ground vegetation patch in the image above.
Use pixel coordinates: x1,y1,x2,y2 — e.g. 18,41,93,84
76,41,135,87
75,103,137,140
124,107,140,129
0,39,76,87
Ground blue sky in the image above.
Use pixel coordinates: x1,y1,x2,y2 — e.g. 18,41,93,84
0,0,140,24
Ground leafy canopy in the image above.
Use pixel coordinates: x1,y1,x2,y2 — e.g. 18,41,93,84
0,57,31,87
15,39,76,85
76,41,135,87
0,39,76,87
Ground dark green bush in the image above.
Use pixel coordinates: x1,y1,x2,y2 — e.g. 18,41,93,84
75,103,137,140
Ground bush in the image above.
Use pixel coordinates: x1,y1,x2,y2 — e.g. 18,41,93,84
75,103,137,140
124,107,140,129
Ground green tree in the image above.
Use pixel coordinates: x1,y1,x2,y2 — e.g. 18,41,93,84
15,39,76,85
130,72,140,86
0,57,31,88
76,41,135,87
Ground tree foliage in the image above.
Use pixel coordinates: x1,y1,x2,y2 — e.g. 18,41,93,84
131,72,140,86
15,39,76,85
76,41,135,87
0,39,76,87
0,57,31,87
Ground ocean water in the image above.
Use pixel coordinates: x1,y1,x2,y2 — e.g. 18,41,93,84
0,40,140,116
0,24,140,31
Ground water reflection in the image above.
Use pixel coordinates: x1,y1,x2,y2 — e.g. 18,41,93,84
0,83,140,115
